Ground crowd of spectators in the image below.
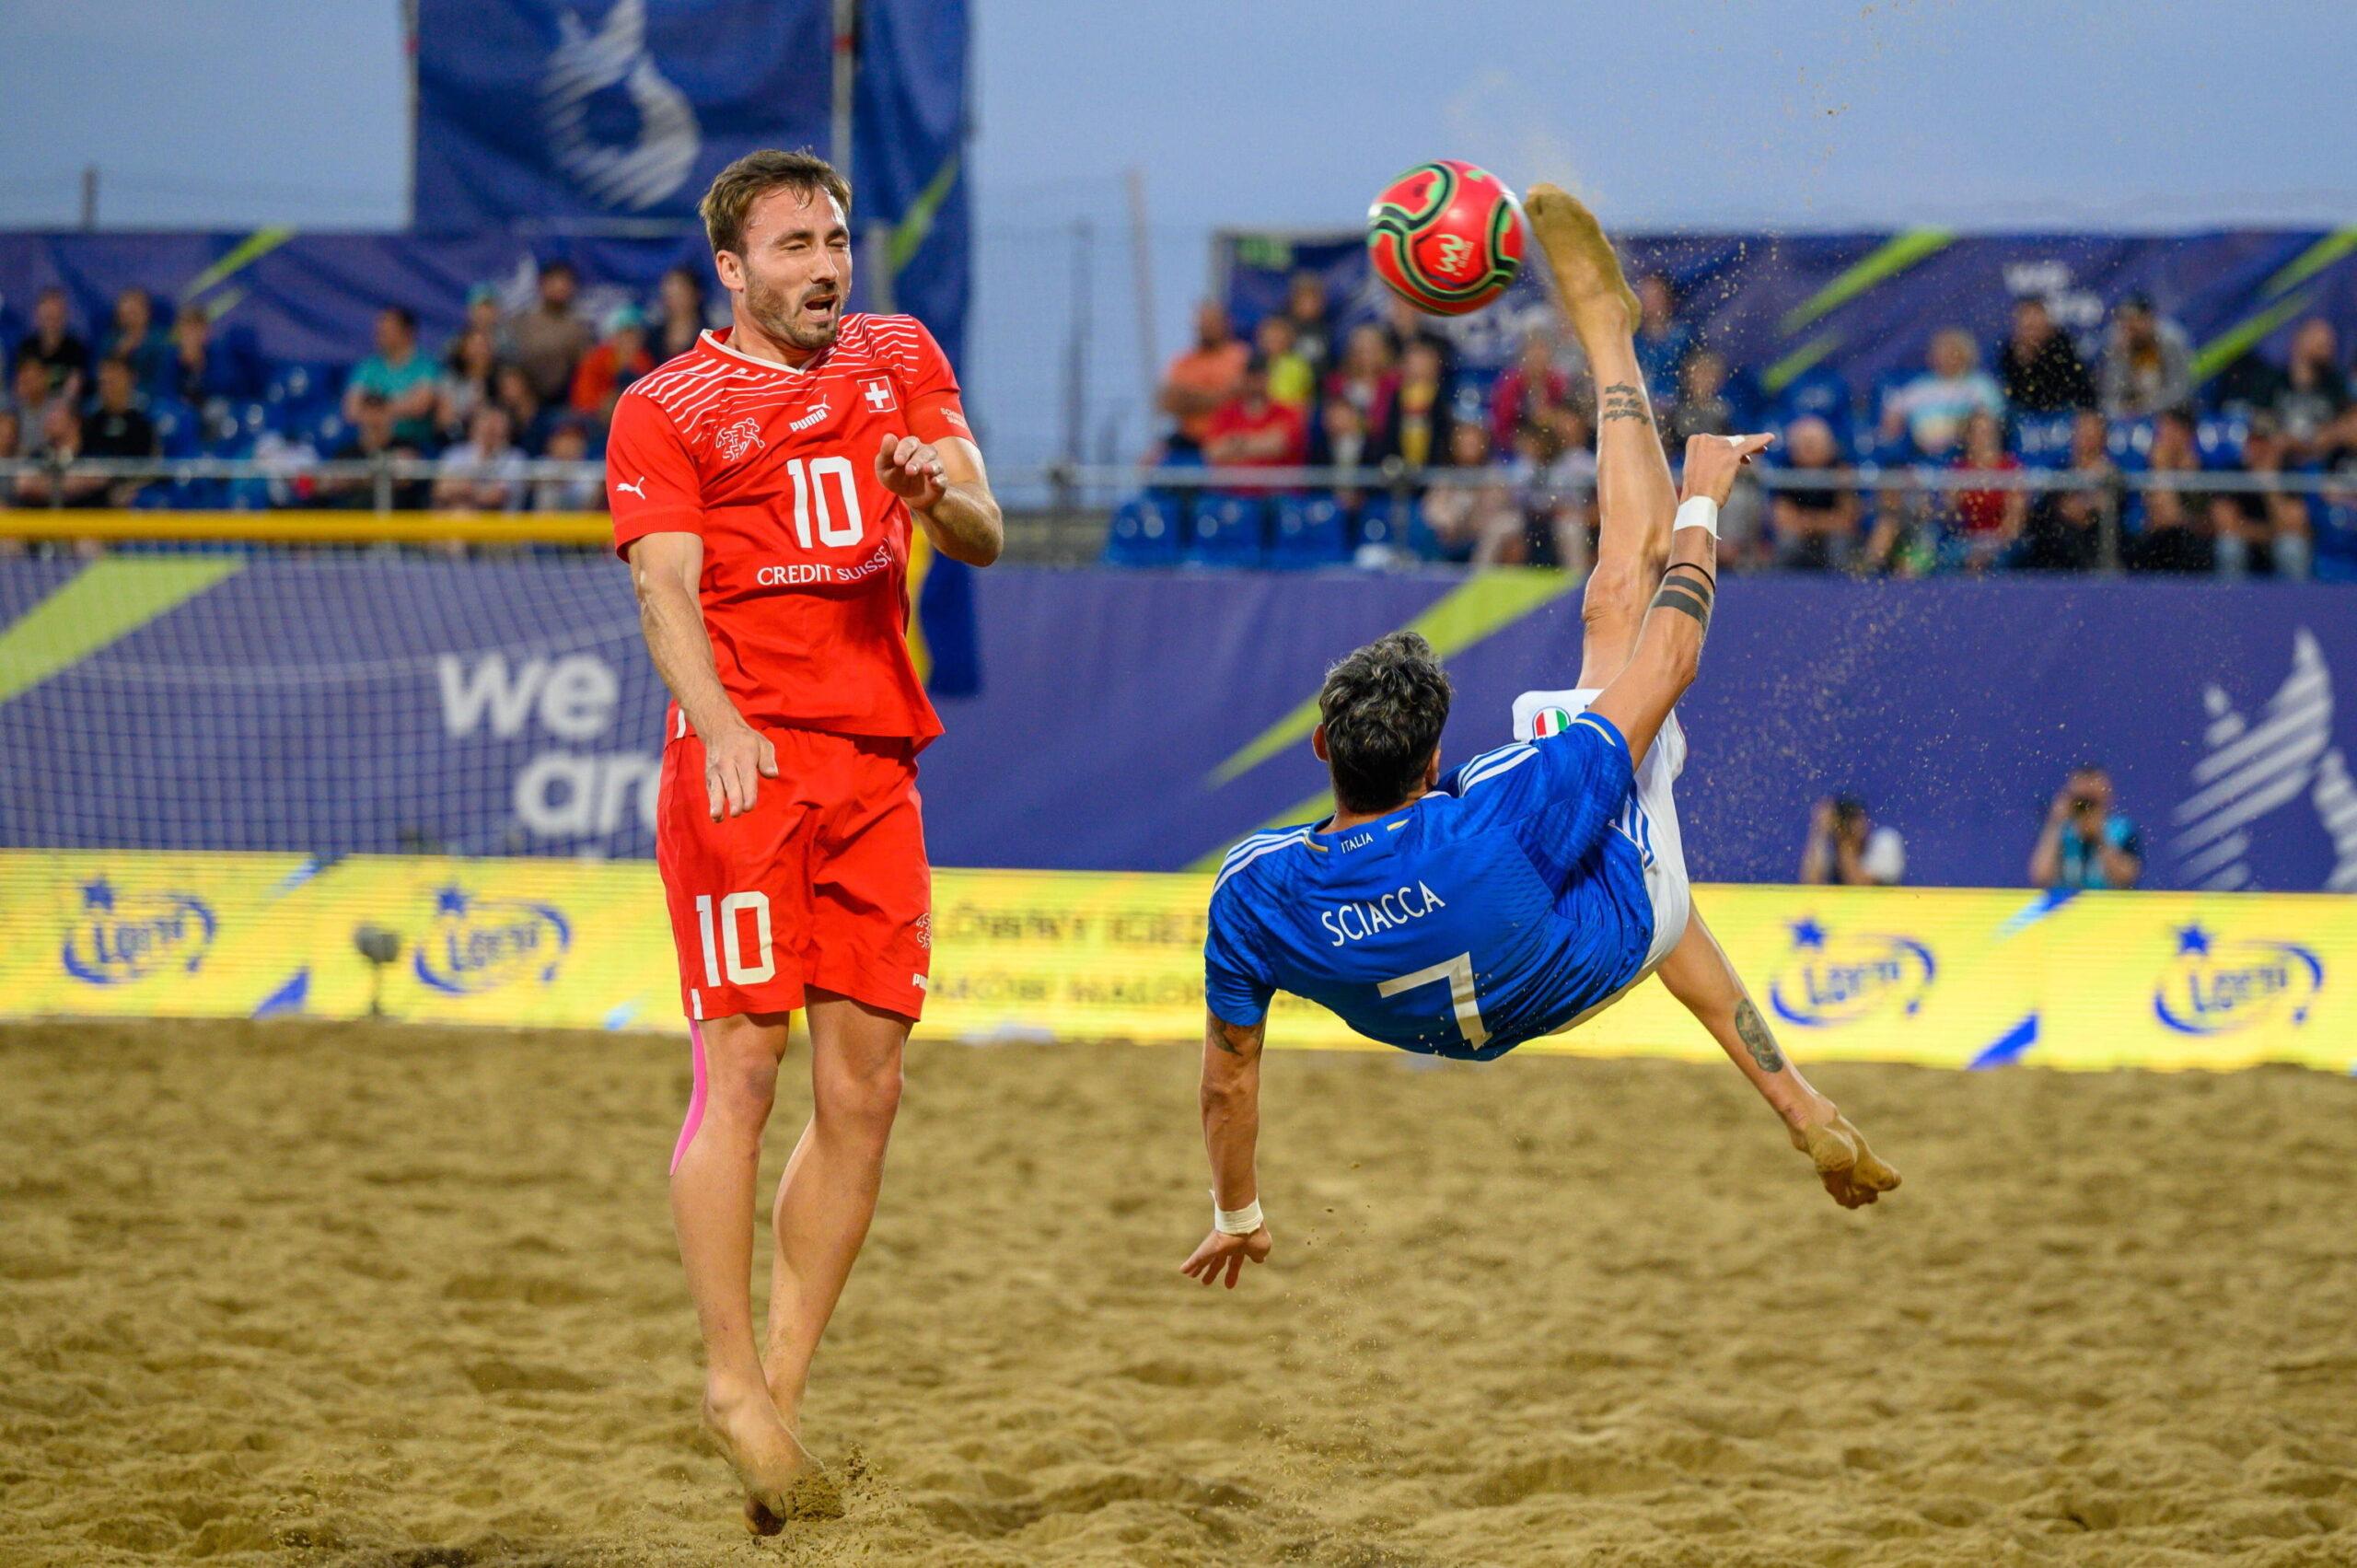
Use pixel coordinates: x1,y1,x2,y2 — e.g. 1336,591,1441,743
1141,273,2357,578
0,263,725,514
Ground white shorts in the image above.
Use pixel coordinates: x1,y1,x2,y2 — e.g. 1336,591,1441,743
1512,688,1692,1023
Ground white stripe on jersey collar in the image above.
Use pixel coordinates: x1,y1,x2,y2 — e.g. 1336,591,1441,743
700,326,827,377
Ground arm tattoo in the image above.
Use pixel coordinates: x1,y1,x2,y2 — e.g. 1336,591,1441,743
1734,999,1785,1073
1599,381,1651,424
1652,562,1715,627
1651,585,1711,625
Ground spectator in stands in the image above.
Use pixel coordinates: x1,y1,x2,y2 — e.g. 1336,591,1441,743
1948,409,2026,571
319,392,428,511
100,287,172,395
1383,338,1453,470
1418,422,1521,564
2208,415,2313,580
531,419,604,512
1880,328,2004,459
168,307,247,411
1770,415,1861,571
1997,296,2096,412
1282,272,1335,381
1379,293,1456,387
1310,393,1374,472
1202,356,1307,473
1489,329,1568,453
461,281,504,344
570,306,653,427
2126,409,2212,573
0,407,18,508
9,357,56,433
508,259,593,406
651,265,710,362
1801,796,1906,886
434,404,528,512
1665,349,1736,444
493,363,556,456
2022,410,2117,570
1325,323,1399,435
344,307,440,449
1522,411,1598,570
2030,765,2142,890
1633,273,1694,399
1252,314,1315,410
2274,318,2353,464
1157,300,1248,458
2100,294,2193,419
11,402,93,506
437,325,499,443
15,287,89,400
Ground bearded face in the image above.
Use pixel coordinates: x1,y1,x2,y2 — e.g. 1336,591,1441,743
726,186,852,355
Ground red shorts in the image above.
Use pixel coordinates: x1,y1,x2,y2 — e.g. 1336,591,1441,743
655,722,931,1023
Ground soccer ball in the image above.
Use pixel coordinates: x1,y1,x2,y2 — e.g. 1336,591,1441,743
1365,160,1527,317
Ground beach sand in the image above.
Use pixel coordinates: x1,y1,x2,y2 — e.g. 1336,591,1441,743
6,1018,2356,1566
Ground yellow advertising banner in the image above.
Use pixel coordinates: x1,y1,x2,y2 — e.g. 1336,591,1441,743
0,851,2348,1073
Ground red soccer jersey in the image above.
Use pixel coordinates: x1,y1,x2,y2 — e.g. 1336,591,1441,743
608,314,970,744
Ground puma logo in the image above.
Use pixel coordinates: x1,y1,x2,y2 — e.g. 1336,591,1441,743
615,475,648,500
787,399,830,434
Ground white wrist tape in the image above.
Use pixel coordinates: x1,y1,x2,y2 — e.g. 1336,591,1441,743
1674,496,1720,539
1213,1193,1263,1236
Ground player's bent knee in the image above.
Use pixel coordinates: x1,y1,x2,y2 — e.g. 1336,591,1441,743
1582,561,1649,627
815,1052,903,1136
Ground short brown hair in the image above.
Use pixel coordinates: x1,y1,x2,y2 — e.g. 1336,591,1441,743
1318,632,1453,814
699,149,853,257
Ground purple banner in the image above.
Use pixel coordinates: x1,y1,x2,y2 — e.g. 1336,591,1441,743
3,562,2352,893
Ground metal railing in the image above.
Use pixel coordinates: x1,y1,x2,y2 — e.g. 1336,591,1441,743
1,455,2347,571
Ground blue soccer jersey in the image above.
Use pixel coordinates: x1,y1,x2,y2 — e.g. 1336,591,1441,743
1204,711,1655,1060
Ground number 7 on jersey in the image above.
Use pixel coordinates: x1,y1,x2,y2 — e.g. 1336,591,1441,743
1377,951,1488,1050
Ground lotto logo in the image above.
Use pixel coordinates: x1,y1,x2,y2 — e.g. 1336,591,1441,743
860,377,897,413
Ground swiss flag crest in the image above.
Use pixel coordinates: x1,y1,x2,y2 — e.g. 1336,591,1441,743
858,377,898,413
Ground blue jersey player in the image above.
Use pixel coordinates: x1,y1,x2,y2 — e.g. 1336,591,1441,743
1182,188,1898,1291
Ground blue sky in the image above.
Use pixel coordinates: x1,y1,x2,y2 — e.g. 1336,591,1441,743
4,1,2352,468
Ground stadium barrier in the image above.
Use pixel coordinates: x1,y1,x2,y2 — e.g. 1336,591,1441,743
6,848,2345,1071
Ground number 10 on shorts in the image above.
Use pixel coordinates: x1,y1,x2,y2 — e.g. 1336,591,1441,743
695,892,776,986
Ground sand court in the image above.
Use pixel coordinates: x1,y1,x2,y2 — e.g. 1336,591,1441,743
6,1018,2356,1566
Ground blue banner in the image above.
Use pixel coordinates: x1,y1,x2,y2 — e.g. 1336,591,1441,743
4,562,2353,894
414,0,835,232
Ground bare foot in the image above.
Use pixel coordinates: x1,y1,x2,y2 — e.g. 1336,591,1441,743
1523,182,1641,344
1790,1109,1902,1209
701,1383,814,1535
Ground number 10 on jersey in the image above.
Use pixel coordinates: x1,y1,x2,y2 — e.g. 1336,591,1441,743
785,456,864,549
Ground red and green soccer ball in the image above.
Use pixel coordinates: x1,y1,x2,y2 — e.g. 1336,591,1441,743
1365,160,1527,317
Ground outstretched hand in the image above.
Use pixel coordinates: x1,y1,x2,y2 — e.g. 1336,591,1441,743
1179,1225,1271,1289
1792,1109,1902,1209
1679,432,1776,506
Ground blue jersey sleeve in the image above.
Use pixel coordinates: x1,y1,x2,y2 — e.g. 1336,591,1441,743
1442,712,1636,886
1204,887,1276,1027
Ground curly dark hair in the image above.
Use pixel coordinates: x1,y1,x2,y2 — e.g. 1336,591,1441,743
1318,632,1453,814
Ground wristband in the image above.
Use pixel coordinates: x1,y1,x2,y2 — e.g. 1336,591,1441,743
1213,1192,1263,1236
1673,496,1720,538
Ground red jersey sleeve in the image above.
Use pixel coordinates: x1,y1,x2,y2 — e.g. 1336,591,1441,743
895,318,971,446
607,389,703,559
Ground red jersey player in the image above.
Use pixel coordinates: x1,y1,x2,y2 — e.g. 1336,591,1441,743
609,149,1002,1532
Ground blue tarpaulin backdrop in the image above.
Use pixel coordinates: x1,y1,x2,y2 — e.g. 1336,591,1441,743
5,563,2353,894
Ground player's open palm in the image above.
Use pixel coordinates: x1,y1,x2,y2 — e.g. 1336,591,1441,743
703,721,780,820
1180,1225,1271,1289
876,431,947,511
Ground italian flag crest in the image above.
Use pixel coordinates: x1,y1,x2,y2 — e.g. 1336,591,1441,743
1531,706,1577,738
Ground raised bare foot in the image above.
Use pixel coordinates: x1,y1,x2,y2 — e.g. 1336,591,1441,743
1523,182,1641,344
701,1383,825,1535
1789,1107,1901,1209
